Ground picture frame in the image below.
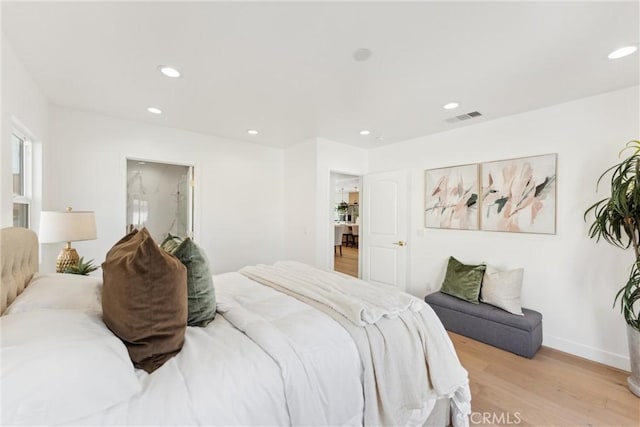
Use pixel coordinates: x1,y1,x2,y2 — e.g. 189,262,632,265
479,153,557,234
425,163,480,230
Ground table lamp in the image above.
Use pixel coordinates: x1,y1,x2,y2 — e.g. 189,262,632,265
39,207,97,273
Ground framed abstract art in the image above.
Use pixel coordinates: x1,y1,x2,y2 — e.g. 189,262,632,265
479,154,557,234
425,164,479,230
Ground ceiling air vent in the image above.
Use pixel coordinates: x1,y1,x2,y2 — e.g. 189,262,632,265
446,111,482,123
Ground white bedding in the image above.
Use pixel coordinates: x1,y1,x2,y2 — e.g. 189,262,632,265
240,261,424,325
3,272,364,426
212,272,364,426
2,266,469,426
240,261,470,427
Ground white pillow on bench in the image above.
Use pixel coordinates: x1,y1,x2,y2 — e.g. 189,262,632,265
480,266,524,315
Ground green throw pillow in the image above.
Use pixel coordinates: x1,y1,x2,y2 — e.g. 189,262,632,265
161,234,217,327
440,256,486,304
160,233,182,253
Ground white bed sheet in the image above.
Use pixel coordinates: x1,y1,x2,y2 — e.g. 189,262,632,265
72,272,364,426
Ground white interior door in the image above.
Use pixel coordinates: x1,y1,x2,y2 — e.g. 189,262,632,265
361,170,408,290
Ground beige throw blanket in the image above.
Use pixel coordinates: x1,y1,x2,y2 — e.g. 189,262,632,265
240,261,471,427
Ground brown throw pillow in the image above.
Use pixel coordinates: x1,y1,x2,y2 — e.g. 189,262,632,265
102,228,187,373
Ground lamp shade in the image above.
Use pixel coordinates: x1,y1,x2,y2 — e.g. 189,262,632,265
39,210,97,243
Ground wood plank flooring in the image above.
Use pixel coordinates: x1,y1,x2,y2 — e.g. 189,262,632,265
331,252,638,424
334,245,358,277
450,332,640,426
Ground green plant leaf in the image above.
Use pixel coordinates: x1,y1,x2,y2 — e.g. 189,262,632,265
64,256,99,276
585,140,640,330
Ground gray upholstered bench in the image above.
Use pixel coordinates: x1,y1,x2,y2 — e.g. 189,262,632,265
425,291,543,358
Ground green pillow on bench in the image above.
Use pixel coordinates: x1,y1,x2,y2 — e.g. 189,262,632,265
440,256,486,304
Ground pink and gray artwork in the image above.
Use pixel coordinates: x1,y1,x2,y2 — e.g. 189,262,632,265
480,154,557,234
425,164,479,230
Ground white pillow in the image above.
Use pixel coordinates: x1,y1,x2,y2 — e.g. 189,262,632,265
0,309,141,425
480,266,524,315
5,273,102,314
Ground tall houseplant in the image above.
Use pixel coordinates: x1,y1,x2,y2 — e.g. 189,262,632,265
584,139,640,397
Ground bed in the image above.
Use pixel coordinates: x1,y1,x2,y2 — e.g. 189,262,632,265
0,227,471,426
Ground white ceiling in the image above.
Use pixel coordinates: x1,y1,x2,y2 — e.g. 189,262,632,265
2,1,638,149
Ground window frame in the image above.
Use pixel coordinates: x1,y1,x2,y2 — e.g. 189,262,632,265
11,129,33,228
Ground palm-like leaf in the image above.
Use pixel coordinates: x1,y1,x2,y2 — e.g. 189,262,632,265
585,140,640,330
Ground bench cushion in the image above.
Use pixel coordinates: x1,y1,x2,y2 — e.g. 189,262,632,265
425,291,542,358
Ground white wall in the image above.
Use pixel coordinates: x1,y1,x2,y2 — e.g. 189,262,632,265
283,139,317,265
283,138,368,270
369,86,640,370
43,106,285,274
1,36,48,231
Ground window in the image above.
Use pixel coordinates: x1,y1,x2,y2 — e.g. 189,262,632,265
12,131,32,228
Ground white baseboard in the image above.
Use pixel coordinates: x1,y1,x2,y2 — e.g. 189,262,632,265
543,334,630,371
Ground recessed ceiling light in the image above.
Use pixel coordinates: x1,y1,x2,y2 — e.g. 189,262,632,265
147,107,163,114
158,66,181,78
376,136,385,141
443,102,460,110
359,130,371,136
608,46,638,59
247,129,259,135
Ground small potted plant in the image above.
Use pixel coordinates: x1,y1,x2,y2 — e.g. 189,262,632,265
584,139,640,397
64,257,99,276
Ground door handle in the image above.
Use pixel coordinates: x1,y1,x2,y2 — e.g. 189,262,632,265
392,241,406,247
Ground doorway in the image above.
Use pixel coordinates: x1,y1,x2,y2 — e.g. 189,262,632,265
126,159,194,243
331,172,360,277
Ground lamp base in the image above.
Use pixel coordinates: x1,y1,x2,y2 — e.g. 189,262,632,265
56,247,80,273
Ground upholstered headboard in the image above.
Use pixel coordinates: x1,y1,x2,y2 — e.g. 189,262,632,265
1,227,38,314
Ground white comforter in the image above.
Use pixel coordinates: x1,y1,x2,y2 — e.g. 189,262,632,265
240,261,471,427
72,272,364,426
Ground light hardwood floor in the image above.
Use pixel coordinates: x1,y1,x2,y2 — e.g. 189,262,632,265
332,251,638,425
334,245,358,277
450,332,639,426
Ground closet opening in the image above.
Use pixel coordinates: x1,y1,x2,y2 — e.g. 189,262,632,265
126,159,194,243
